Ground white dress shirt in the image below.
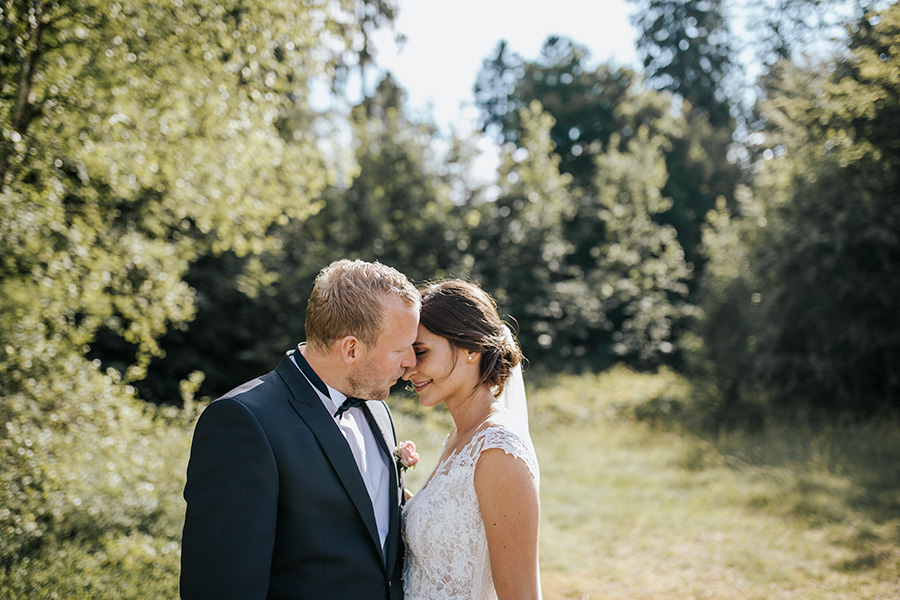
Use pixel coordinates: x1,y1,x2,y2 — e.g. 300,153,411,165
291,357,391,551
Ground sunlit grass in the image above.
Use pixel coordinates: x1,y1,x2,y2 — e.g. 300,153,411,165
393,368,900,600
5,369,897,599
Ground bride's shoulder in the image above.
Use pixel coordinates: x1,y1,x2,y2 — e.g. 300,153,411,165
473,421,538,474
478,410,528,442
478,419,521,441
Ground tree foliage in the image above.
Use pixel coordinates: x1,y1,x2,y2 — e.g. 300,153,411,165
0,0,376,391
474,37,636,191
473,33,738,308
558,125,693,366
695,2,900,414
464,101,577,362
629,0,734,128
627,0,741,272
464,101,692,370
0,0,395,592
136,73,467,403
741,0,885,66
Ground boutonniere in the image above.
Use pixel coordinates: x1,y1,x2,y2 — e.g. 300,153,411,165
394,440,419,473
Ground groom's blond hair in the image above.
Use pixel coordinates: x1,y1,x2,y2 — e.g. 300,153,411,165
305,259,420,351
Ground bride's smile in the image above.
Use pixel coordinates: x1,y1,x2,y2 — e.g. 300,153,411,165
402,323,480,409
410,379,433,393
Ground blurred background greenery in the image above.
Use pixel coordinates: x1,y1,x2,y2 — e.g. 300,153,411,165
2,0,898,597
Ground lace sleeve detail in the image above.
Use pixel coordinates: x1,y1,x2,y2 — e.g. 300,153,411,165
476,424,540,484
402,418,542,599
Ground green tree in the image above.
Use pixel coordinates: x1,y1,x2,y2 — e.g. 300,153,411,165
473,39,708,369
465,101,576,365
473,40,525,144
694,2,900,415
464,101,692,370
690,190,766,416
629,0,744,280
474,37,635,191
0,0,397,592
742,0,884,66
138,73,468,402
659,101,741,269
474,33,740,282
555,125,693,367
303,74,464,282
0,0,367,391
629,0,734,128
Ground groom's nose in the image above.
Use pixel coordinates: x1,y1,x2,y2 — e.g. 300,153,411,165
401,362,416,381
400,345,416,370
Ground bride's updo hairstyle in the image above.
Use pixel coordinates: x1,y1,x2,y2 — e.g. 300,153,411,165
419,280,523,397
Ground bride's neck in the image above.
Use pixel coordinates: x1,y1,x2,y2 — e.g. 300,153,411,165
447,386,498,437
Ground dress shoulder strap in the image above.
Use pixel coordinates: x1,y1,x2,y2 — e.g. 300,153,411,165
475,423,540,482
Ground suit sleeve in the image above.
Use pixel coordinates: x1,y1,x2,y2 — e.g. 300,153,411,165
180,397,278,600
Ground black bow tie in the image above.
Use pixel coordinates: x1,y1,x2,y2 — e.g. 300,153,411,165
334,397,367,419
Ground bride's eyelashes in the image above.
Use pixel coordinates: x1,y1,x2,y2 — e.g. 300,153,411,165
414,348,428,357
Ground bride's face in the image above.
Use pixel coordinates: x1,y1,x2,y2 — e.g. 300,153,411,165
402,323,478,408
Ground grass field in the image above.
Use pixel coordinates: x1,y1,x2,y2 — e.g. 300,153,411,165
394,367,900,600
3,367,897,599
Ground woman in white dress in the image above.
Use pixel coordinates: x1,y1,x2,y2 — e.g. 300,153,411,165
401,280,542,600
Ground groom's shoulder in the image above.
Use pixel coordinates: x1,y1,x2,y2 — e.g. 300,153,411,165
220,371,275,400
196,374,294,437
211,360,292,414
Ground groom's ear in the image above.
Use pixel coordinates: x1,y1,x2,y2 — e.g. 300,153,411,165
338,335,362,364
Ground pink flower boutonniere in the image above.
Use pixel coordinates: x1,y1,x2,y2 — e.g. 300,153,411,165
394,440,419,473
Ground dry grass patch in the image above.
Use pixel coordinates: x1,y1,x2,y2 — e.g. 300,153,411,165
393,368,900,600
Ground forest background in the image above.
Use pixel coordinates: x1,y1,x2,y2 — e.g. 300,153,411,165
1,0,898,597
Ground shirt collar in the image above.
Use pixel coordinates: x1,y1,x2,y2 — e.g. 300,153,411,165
293,343,347,414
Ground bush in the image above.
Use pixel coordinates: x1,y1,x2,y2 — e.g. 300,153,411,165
528,364,694,427
1,352,197,598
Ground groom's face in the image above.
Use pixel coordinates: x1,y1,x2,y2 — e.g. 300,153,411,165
346,294,419,400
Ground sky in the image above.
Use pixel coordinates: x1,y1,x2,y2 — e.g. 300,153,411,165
368,0,641,135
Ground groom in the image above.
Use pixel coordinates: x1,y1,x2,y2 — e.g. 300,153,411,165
180,259,420,600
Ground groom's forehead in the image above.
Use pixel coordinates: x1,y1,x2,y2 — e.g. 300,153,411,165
377,302,418,342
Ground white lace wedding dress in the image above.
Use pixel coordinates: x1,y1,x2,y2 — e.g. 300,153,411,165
402,415,541,600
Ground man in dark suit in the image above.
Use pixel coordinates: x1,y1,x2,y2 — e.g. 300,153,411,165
180,259,420,600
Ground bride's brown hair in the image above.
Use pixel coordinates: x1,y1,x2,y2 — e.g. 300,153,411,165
418,280,523,397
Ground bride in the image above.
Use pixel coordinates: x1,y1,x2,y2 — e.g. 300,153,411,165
401,279,542,600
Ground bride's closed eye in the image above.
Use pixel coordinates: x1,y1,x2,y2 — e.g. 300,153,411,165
414,348,427,357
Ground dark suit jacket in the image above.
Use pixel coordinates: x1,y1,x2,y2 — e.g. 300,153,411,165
180,349,405,600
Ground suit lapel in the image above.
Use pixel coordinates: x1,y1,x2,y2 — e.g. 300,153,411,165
362,403,402,572
275,352,382,554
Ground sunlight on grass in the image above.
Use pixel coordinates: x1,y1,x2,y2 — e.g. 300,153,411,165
391,369,900,600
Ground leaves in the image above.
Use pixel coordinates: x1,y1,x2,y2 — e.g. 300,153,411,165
0,0,397,586
630,0,734,127
695,2,900,413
